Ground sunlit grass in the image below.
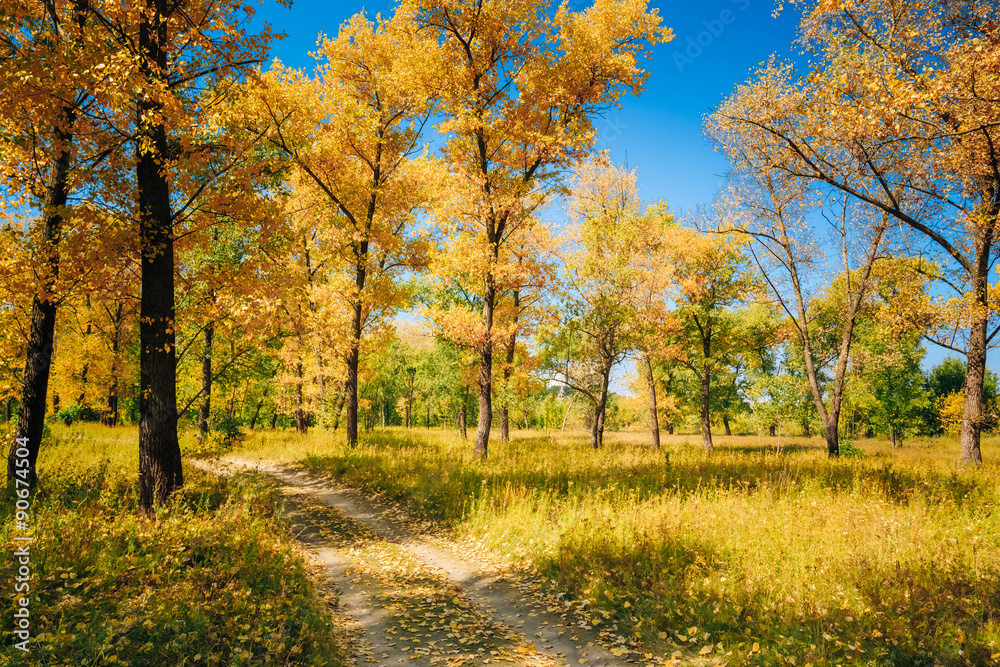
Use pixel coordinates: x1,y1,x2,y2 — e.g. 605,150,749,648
238,425,1000,667
0,423,347,667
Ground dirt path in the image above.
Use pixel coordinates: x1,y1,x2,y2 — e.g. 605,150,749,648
196,458,643,667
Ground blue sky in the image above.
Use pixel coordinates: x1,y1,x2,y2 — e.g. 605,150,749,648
252,0,802,214
249,0,986,381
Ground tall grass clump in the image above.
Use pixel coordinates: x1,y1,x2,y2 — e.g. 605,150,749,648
243,427,1000,666
0,423,346,667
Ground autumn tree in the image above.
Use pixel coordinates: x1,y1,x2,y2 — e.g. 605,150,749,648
710,0,1000,466
661,226,755,453
707,159,892,456
174,212,284,438
543,160,669,449
1,0,97,488
629,201,679,448
410,0,670,458
249,11,434,447
70,0,284,509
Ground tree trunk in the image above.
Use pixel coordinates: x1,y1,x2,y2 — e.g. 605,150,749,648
294,360,307,434
459,402,467,440
248,389,267,431
197,323,213,439
136,0,183,511
699,363,713,454
345,289,363,447
591,358,613,449
77,294,92,406
102,303,123,427
500,290,519,443
330,378,346,430
960,267,988,467
822,420,839,458
104,381,119,427
560,391,577,432
769,424,776,437
500,407,510,443
644,353,660,449
723,414,732,436
474,274,496,459
9,298,60,490
6,29,80,487
270,412,278,429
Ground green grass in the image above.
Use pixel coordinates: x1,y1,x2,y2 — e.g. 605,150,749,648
0,423,348,667
239,426,1000,667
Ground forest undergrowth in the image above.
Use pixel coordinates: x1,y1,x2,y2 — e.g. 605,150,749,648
241,426,1000,667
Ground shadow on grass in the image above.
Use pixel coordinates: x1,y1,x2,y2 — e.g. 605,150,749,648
543,528,998,667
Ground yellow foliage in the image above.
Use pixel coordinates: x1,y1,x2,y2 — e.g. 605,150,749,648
938,391,965,434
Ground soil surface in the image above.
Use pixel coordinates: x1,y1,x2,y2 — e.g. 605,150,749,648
196,457,643,667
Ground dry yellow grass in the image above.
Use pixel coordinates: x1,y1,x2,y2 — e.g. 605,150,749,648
236,426,1000,667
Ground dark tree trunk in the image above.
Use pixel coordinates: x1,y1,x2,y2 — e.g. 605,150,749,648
723,414,732,436
474,277,496,459
6,44,79,488
961,263,989,467
103,382,119,427
699,363,713,454
77,294,92,406
102,303,123,427
823,421,839,459
197,323,213,439
474,341,493,456
248,390,266,431
136,0,183,511
346,300,362,447
5,399,11,423
9,296,60,490
270,412,278,429
500,290,519,443
459,402,467,440
667,422,674,435
769,424,776,437
332,378,347,431
591,358,613,449
644,353,660,449
294,359,307,434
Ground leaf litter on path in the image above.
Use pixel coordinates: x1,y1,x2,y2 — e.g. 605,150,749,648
198,458,719,667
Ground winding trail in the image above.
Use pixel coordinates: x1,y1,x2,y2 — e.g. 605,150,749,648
196,457,642,667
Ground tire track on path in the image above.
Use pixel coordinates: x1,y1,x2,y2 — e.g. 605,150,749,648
196,457,637,667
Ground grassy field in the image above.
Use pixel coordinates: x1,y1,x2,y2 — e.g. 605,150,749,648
3,423,997,666
237,426,1000,667
0,423,348,667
